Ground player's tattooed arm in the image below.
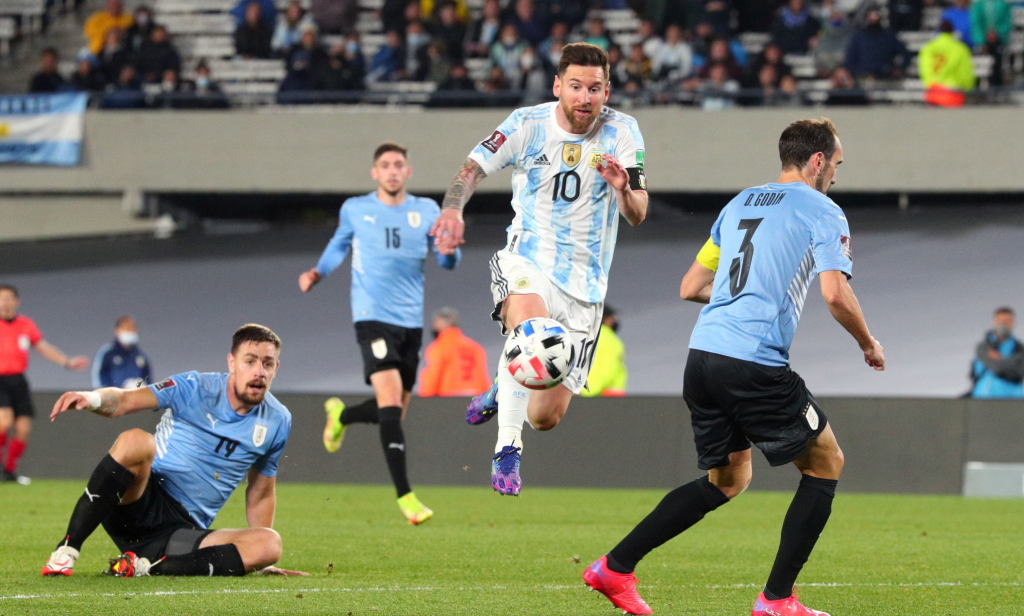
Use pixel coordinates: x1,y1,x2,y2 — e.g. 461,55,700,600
442,158,487,212
49,386,160,421
96,390,120,417
431,158,486,255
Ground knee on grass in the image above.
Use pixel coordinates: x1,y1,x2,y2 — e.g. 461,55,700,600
241,528,282,570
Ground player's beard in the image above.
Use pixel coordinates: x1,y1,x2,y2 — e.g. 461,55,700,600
560,100,599,133
814,163,832,194
236,380,267,406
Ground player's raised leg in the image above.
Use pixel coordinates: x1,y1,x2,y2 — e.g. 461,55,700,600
753,424,843,616
323,396,381,452
43,428,154,576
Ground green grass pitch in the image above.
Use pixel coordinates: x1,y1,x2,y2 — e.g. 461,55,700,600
2,482,1023,615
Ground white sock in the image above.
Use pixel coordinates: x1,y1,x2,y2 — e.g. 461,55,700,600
495,335,531,454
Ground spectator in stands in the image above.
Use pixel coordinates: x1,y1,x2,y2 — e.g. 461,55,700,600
971,307,1024,399
84,0,133,55
193,61,225,96
382,0,413,36
889,0,925,32
736,0,776,33
440,63,476,91
844,7,908,81
539,22,569,68
28,48,68,93
697,38,743,81
136,25,182,84
421,0,469,23
101,65,144,109
431,1,466,62
508,0,549,47
235,1,274,59
422,41,454,84
417,309,490,396
92,317,151,389
489,24,528,85
71,51,106,92
231,0,276,29
369,30,405,82
813,2,854,77
972,0,1011,87
273,1,315,55
690,21,716,60
606,44,626,89
919,19,975,107
314,41,367,91
98,28,134,84
310,0,359,35
651,24,693,82
547,0,587,30
824,66,869,105
466,0,503,58
698,62,739,110
693,0,736,37
580,306,627,397
546,40,565,73
123,5,154,54
636,19,664,61
403,20,432,79
744,41,790,88
173,61,230,109
483,64,511,92
622,43,652,87
280,26,328,91
760,69,801,106
772,0,820,54
941,0,973,48
584,17,612,51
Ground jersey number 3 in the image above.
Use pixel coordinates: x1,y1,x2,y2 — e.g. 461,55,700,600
729,218,763,296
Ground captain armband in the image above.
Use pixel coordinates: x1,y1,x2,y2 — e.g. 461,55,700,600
627,167,647,191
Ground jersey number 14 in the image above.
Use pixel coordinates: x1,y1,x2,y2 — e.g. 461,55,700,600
729,218,763,296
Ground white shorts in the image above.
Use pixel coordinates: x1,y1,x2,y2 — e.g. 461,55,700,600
488,250,603,395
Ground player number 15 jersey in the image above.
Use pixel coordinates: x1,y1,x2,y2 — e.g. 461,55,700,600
469,102,646,304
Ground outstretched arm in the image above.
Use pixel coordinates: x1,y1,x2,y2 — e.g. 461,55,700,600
300,206,354,292
35,340,89,371
430,158,487,255
820,270,884,371
50,386,160,422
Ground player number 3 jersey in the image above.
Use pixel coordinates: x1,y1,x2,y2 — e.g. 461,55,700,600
469,102,646,304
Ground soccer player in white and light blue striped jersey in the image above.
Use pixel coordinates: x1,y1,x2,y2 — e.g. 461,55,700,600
430,43,648,496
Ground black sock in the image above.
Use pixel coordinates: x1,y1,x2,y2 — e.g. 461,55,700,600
378,406,411,498
763,475,838,601
607,476,729,573
61,455,134,551
340,399,379,425
152,544,246,577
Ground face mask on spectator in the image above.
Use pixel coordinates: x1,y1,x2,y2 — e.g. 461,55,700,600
502,35,517,47
408,33,429,48
521,52,534,69
346,41,359,54
161,80,176,92
196,76,210,89
136,12,151,27
117,331,139,346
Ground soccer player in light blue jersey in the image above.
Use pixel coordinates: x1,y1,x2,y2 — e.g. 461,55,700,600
42,324,305,578
431,43,648,496
586,119,885,616
299,142,460,524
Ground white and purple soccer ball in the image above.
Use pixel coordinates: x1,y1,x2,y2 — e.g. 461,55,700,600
505,317,576,390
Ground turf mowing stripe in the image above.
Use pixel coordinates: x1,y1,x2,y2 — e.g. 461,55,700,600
4,581,1023,601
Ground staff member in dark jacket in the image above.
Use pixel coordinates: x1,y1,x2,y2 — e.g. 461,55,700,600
92,316,152,389
972,307,1024,399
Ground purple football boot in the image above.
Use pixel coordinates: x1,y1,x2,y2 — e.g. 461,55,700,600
491,444,522,495
466,378,498,425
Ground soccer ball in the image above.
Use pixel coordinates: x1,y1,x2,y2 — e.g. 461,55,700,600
505,318,576,390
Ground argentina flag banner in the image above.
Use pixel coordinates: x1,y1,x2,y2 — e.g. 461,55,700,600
0,93,87,166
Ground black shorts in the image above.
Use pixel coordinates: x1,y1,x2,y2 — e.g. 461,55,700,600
683,349,828,471
354,321,422,392
0,374,34,418
102,475,212,562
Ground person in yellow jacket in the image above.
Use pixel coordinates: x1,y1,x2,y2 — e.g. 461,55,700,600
582,306,627,397
919,20,976,107
84,0,134,55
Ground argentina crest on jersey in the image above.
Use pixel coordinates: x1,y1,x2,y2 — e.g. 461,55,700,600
407,211,422,228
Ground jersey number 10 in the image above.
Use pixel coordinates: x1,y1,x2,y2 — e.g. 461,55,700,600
551,171,581,203
729,218,763,297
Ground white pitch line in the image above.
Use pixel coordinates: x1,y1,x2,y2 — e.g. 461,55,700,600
2,581,1021,602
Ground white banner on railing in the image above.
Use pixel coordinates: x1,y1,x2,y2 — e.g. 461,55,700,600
0,93,87,166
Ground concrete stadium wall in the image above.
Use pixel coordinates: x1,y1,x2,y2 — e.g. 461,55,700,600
1,107,1023,194
18,393,1024,495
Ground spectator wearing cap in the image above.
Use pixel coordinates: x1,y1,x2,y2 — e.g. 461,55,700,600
418,308,490,397
971,307,1024,399
844,6,908,81
466,0,503,58
918,19,975,107
136,25,182,84
28,48,68,93
273,1,316,54
235,1,274,59
580,306,627,397
771,0,820,55
84,0,134,55
92,316,152,389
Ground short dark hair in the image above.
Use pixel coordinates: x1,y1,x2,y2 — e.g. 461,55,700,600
115,315,136,328
558,42,610,80
602,305,617,319
779,118,840,170
374,142,408,162
939,19,954,33
231,324,281,354
0,284,18,298
42,47,58,59
995,307,1015,317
